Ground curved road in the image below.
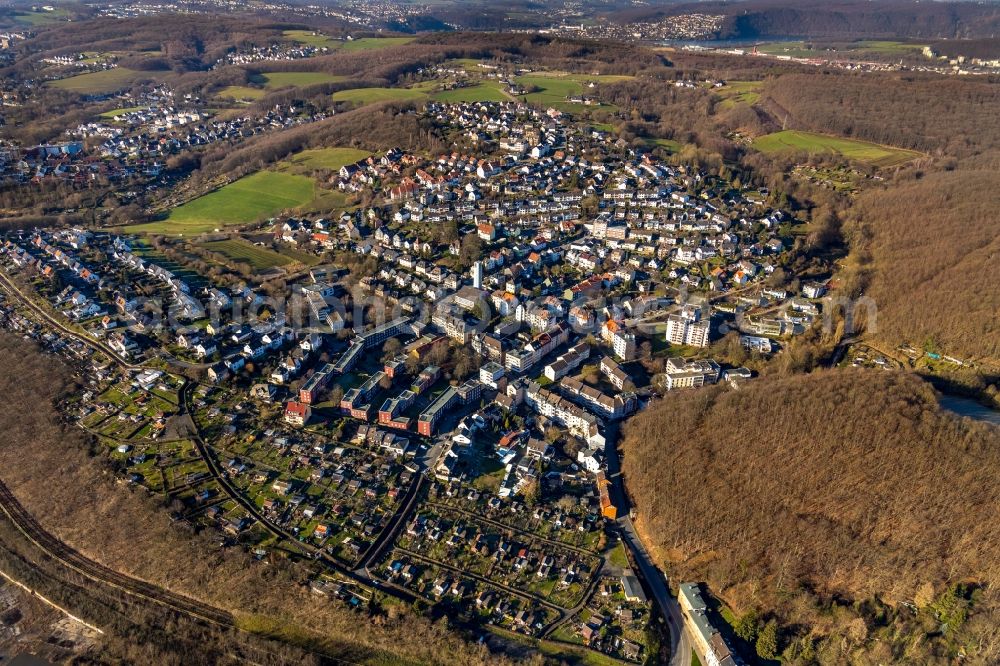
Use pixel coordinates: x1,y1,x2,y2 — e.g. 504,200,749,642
601,420,693,666
619,516,691,666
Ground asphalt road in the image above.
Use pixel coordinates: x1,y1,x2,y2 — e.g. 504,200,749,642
619,516,692,666
601,421,694,666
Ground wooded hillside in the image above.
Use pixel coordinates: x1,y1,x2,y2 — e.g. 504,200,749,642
621,369,1000,664
759,73,1000,158
844,166,1000,361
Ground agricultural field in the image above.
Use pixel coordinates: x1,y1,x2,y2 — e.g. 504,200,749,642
753,130,921,167
129,171,315,235
199,239,293,271
256,71,346,89
431,82,509,103
283,29,342,49
216,85,266,101
281,147,372,172
331,87,427,105
340,37,415,51
49,67,145,94
714,80,763,109
513,73,628,112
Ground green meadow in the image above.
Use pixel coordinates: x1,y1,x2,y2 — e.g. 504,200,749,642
283,30,342,49
216,86,266,100
715,80,763,109
754,130,920,167
331,87,427,104
340,37,415,51
281,147,372,172
256,72,345,88
431,82,509,103
513,73,628,112
199,239,293,271
129,171,315,235
99,106,145,119
50,68,145,93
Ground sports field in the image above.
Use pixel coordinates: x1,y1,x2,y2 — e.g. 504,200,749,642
199,239,292,270
753,130,920,167
50,68,144,93
129,171,315,235
331,87,427,104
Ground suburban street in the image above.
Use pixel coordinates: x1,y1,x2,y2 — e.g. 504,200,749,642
601,420,694,666
619,516,693,666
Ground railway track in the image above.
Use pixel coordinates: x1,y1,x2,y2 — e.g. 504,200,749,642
0,479,235,627
0,271,135,368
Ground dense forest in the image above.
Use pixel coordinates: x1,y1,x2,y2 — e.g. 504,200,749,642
621,369,1000,664
0,333,519,666
843,165,1000,361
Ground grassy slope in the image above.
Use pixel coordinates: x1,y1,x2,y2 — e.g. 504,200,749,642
340,37,415,51
258,72,345,88
332,87,427,104
513,73,628,112
199,239,293,270
282,147,372,171
131,171,315,235
49,67,145,93
754,129,920,167
216,85,265,100
715,80,762,110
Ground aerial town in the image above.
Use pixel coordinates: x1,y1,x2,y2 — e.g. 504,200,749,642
0,89,834,664
0,1,996,663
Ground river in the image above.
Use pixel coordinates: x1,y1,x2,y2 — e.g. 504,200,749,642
939,395,1000,426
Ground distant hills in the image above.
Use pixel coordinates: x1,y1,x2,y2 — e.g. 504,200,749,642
597,0,1000,40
